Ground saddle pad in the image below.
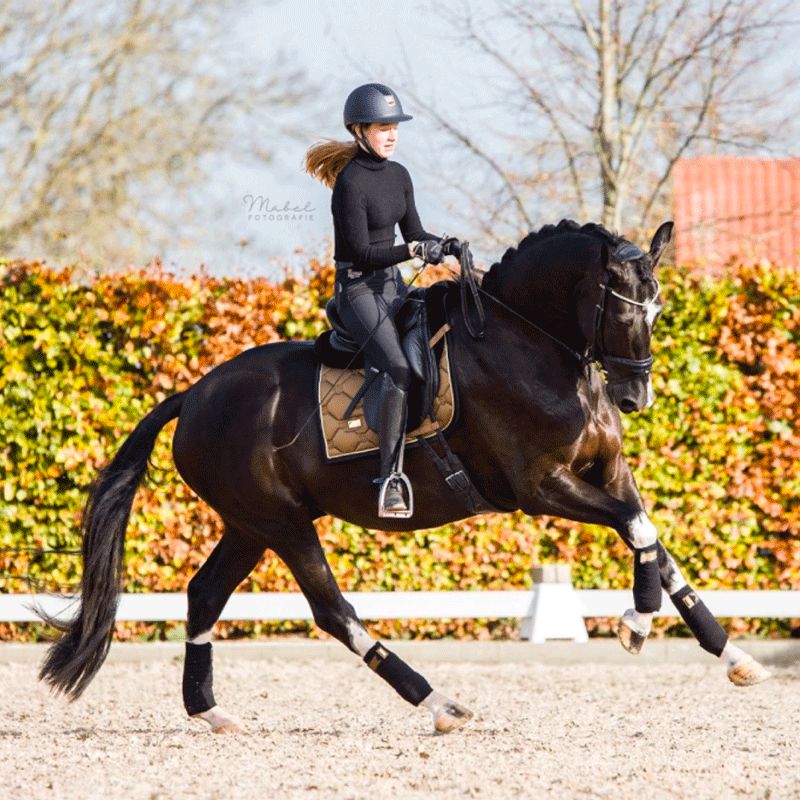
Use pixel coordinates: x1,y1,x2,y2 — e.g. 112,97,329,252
318,338,455,461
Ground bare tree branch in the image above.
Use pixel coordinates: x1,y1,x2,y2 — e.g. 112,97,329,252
458,11,589,217
0,0,313,267
407,91,535,231
418,0,797,239
570,0,601,51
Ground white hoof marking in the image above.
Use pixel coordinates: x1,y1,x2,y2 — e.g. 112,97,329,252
192,705,245,734
618,608,652,655
433,702,474,734
727,657,772,686
423,689,474,734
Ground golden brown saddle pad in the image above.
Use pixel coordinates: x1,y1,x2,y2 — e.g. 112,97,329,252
317,330,455,461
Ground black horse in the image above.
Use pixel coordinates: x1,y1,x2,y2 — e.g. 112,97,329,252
39,220,769,734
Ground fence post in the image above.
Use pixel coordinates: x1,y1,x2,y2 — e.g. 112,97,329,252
519,564,588,643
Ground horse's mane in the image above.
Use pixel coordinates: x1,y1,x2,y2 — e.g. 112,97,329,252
482,219,630,292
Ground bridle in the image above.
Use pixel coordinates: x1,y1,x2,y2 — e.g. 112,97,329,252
589,276,660,384
460,244,660,386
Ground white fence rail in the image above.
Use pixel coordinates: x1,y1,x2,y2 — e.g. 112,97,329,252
1,589,798,643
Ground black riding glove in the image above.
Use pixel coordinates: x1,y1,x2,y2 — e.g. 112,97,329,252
441,237,462,259
410,239,445,265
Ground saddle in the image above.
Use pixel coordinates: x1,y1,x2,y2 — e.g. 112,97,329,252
312,278,500,515
313,282,456,460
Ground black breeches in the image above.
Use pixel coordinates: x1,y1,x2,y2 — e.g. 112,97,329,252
335,267,411,390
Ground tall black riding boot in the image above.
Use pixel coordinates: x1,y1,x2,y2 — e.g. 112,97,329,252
374,372,413,518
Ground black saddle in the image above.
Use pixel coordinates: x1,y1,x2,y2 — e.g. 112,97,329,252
314,283,453,433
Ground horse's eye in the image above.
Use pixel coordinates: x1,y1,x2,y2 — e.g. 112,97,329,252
614,304,636,326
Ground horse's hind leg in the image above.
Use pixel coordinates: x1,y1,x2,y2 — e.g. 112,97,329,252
274,519,473,733
183,528,265,732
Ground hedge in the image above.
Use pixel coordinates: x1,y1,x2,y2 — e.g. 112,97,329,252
0,255,797,641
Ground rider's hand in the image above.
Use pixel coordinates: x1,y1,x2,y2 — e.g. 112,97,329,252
441,237,462,259
409,239,445,265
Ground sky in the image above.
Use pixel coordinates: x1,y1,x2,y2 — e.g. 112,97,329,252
169,0,496,278
16,0,795,278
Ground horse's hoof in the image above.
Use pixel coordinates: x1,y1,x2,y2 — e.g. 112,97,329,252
617,615,647,655
728,658,771,687
433,700,474,734
192,706,245,734
211,721,244,735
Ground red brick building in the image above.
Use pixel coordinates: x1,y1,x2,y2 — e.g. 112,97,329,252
673,156,800,273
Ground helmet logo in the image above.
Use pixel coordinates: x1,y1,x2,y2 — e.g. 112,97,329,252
385,95,396,106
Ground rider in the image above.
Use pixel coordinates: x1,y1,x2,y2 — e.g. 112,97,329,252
305,82,458,518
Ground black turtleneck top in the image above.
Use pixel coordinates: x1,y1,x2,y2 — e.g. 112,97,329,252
331,147,436,271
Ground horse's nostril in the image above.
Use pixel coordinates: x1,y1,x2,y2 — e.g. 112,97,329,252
619,398,638,413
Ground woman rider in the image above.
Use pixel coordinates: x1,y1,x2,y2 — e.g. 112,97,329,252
305,82,458,518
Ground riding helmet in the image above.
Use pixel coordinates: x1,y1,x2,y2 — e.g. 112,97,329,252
343,83,413,131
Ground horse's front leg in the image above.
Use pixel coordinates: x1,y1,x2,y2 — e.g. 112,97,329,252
526,466,664,648
605,459,771,685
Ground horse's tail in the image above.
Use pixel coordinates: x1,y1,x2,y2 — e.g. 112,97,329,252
39,391,186,700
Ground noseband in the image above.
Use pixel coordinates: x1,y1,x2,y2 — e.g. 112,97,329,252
589,277,660,383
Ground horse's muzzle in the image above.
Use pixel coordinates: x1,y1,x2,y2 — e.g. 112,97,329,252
608,375,652,414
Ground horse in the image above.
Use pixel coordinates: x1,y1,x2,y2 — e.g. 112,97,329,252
39,219,770,735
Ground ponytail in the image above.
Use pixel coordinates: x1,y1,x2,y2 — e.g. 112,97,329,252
304,139,358,189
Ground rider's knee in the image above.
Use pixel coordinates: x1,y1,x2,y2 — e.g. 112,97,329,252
387,362,411,391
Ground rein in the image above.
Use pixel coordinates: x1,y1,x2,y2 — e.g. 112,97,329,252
474,285,587,365
458,243,486,339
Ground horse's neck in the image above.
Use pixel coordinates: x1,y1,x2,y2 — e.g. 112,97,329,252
448,298,598,474
489,258,588,355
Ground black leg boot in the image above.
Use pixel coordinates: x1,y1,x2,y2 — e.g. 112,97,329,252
374,373,413,518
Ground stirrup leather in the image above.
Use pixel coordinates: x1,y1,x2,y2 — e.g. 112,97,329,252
378,472,414,519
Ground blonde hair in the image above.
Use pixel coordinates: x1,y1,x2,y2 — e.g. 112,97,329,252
304,139,358,189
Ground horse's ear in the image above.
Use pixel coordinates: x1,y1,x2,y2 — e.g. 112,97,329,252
649,221,674,267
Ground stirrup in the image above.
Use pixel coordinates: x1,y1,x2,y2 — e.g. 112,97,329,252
378,472,413,519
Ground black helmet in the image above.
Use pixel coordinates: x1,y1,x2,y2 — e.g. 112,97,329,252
343,83,413,131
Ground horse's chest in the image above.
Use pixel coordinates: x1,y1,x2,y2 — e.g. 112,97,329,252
573,405,620,477
574,413,607,464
